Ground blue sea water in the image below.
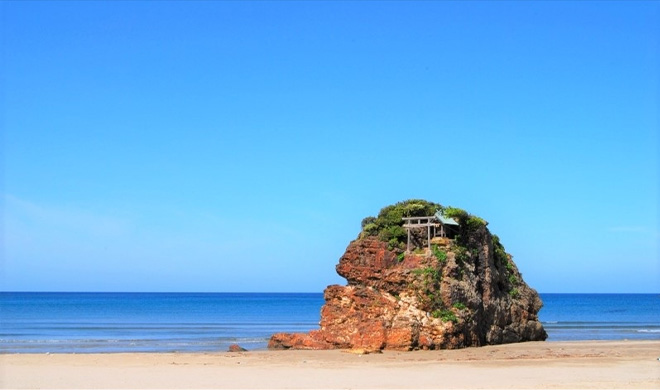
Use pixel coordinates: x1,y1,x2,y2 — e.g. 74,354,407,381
539,293,660,341
0,292,658,353
0,292,323,353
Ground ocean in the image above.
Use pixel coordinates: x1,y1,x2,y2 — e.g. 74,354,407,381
1,292,658,353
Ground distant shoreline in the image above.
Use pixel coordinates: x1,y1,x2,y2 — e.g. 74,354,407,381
3,340,658,389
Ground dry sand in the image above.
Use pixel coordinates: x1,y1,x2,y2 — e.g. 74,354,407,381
1,340,659,389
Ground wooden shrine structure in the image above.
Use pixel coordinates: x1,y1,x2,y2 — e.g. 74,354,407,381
401,211,459,252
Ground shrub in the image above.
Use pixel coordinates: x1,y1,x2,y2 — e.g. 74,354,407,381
443,206,489,248
412,267,439,280
509,288,520,298
361,216,377,228
443,207,468,222
454,246,470,264
432,245,447,263
508,274,518,285
359,200,491,254
379,225,407,246
361,222,379,237
432,309,458,323
492,235,509,267
452,302,467,310
466,216,487,231
412,265,443,311
360,199,441,248
388,237,405,251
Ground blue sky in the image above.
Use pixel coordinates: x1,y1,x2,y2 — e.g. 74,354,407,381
2,1,658,293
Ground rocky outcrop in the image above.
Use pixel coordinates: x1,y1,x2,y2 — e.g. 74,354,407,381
269,203,547,351
227,344,248,352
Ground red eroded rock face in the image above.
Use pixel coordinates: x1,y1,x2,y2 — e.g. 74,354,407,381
335,239,396,283
318,285,394,350
335,239,424,294
269,234,547,351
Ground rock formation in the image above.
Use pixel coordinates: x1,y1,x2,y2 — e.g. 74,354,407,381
227,344,248,352
269,200,547,351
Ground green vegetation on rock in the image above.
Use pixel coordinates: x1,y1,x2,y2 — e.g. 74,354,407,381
360,199,440,249
359,199,524,323
508,274,519,285
431,245,447,263
492,235,509,268
412,265,443,313
432,308,458,323
359,200,491,252
444,207,487,231
412,266,440,281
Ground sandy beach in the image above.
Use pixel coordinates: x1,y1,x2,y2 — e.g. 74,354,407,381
1,340,659,389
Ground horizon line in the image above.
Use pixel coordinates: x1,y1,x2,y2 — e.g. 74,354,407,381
1,291,658,295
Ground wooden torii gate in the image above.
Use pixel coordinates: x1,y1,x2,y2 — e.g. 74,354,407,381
401,216,437,253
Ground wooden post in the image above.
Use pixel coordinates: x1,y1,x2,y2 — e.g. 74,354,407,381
427,224,431,250
401,216,440,253
407,227,411,253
